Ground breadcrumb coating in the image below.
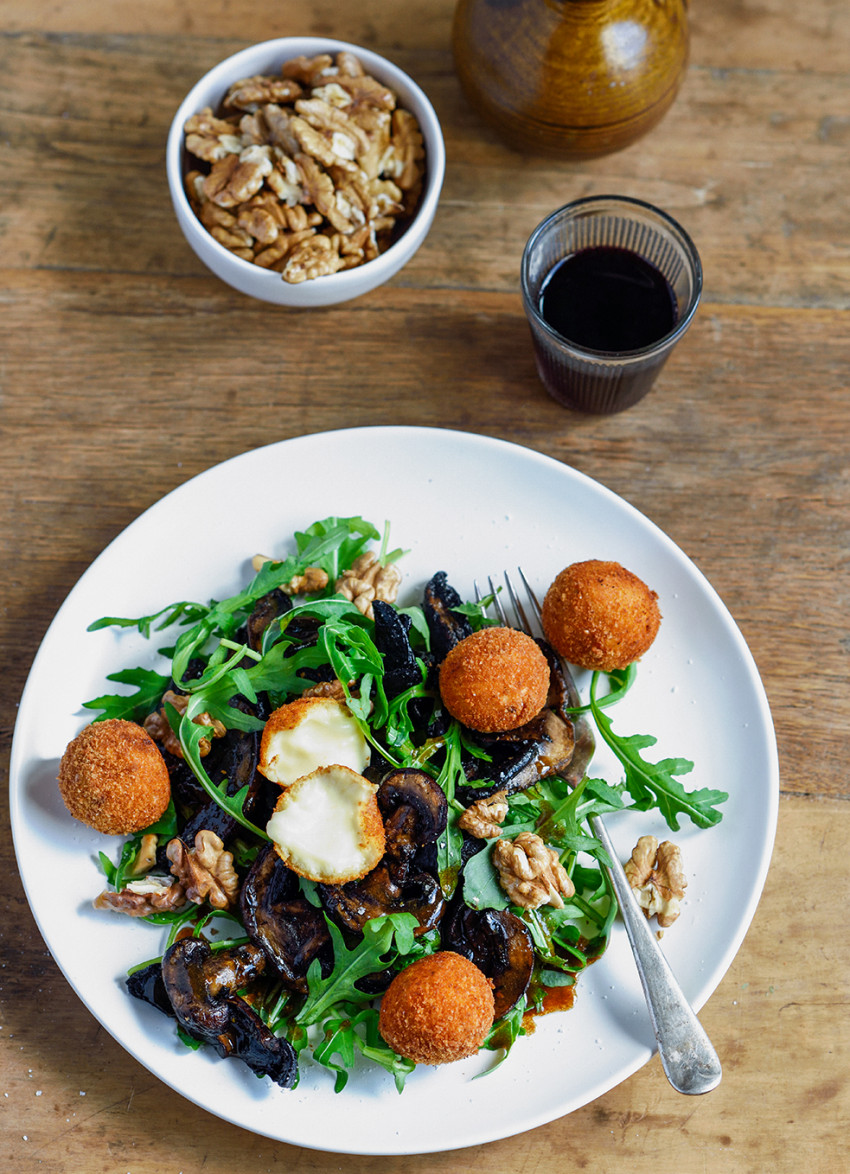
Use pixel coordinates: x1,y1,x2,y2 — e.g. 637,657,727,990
58,719,171,835
541,560,661,671
438,626,550,733
378,951,495,1065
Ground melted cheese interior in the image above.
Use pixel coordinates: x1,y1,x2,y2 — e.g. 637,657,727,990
266,765,383,882
260,697,369,785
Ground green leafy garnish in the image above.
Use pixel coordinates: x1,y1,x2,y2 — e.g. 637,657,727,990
173,702,267,839
296,913,422,1027
312,1007,415,1093
460,841,508,911
432,722,468,896
294,515,382,582
566,663,637,714
481,996,528,1070
97,801,179,894
294,914,437,1093
84,667,171,724
87,601,209,639
588,671,728,830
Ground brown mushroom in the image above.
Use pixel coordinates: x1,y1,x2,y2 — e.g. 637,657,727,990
376,768,447,879
423,571,473,662
161,937,297,1088
240,843,332,991
441,902,535,1019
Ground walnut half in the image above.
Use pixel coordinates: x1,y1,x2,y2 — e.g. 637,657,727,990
166,830,240,910
492,831,575,910
458,791,508,839
143,690,226,759
623,835,687,928
335,550,401,618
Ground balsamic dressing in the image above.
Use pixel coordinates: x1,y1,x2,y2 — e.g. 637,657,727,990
538,245,678,352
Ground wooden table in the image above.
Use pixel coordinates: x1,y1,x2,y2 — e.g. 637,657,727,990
2,0,847,1169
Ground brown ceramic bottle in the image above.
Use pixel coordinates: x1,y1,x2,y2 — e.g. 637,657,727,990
452,0,689,158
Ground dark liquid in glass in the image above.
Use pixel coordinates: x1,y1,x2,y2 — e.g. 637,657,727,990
538,246,678,352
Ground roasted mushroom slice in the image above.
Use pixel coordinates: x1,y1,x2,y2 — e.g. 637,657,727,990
246,587,293,653
319,764,449,935
458,740,539,805
319,862,401,933
319,865,444,937
240,843,332,991
423,572,473,663
533,707,576,777
442,904,535,1019
457,708,576,804
126,960,175,1018
537,636,585,725
376,768,447,878
161,937,297,1088
162,937,263,1038
223,998,298,1088
372,600,423,698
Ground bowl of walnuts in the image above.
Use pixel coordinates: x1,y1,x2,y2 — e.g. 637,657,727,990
166,37,446,306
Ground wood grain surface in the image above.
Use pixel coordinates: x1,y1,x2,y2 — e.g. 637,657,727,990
1,1,848,1170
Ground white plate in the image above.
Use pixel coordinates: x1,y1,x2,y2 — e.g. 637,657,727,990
10,427,779,1155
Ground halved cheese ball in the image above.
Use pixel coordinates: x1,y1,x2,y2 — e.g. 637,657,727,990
265,765,385,883
258,696,369,786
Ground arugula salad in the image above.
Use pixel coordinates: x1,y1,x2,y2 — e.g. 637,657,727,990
84,515,727,1092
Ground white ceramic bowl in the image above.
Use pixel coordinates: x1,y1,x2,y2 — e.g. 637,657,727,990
166,37,446,307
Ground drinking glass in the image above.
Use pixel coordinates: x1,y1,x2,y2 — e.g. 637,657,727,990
521,195,703,414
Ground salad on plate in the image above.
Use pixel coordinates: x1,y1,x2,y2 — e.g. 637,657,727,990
57,514,727,1093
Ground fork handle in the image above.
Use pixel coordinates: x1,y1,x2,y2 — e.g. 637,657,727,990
590,813,723,1095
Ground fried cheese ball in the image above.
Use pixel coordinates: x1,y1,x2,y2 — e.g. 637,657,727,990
541,559,661,672
58,718,171,835
378,951,495,1065
438,626,550,733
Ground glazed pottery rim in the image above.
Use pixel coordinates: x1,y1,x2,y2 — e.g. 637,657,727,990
521,194,703,360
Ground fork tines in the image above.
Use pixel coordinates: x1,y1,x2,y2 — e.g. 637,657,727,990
478,568,587,718
474,568,542,638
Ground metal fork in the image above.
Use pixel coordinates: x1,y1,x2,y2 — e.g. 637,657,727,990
478,568,722,1096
